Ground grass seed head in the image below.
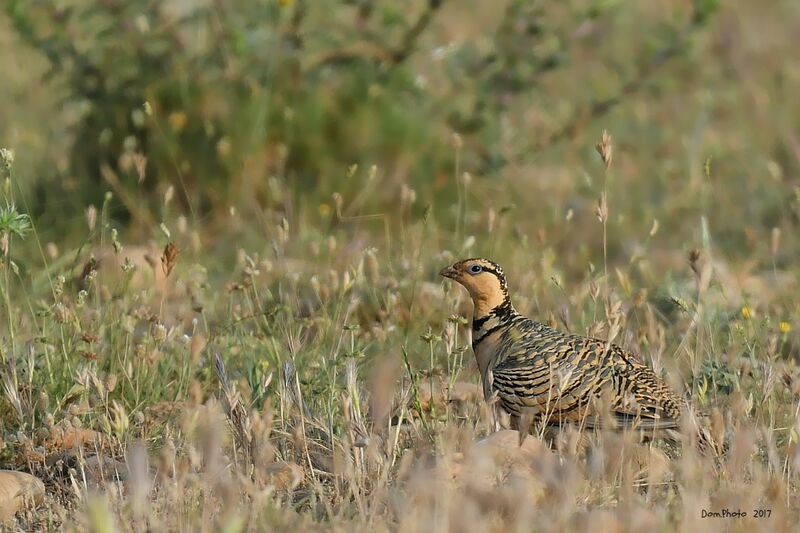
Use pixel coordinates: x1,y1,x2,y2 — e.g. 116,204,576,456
85,205,97,232
161,242,179,277
595,129,613,169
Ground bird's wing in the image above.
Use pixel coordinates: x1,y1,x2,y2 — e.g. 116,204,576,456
575,339,684,431
491,334,683,431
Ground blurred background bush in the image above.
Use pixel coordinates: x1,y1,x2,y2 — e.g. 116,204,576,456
1,0,798,264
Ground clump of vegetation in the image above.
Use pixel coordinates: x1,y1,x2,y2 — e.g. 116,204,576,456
6,1,721,224
1,0,799,530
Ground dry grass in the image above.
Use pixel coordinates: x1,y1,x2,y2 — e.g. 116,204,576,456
0,171,798,530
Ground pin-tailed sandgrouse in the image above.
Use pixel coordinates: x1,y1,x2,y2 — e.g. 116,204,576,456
441,257,719,451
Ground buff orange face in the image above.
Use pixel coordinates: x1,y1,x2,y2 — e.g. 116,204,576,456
440,258,509,318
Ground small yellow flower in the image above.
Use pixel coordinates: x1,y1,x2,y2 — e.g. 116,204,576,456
779,321,792,334
278,0,294,6
216,137,231,157
740,306,754,320
168,111,187,133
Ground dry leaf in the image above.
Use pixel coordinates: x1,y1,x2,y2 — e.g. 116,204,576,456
264,461,304,491
161,242,179,277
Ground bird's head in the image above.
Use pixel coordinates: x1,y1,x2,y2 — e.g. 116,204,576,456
439,258,510,318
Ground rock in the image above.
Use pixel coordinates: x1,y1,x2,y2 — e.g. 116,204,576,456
264,461,304,491
0,470,45,522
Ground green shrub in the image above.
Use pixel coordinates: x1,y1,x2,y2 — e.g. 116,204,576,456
7,0,716,227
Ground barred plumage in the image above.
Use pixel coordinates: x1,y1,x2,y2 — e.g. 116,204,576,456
441,258,720,451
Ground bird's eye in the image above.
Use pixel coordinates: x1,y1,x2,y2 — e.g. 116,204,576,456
468,264,483,274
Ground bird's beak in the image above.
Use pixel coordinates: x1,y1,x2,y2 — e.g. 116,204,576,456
439,265,458,279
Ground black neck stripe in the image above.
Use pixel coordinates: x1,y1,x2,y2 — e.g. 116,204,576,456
472,296,514,329
473,315,491,329
473,322,506,346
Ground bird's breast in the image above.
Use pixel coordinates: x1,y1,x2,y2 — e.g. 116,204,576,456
472,328,504,380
